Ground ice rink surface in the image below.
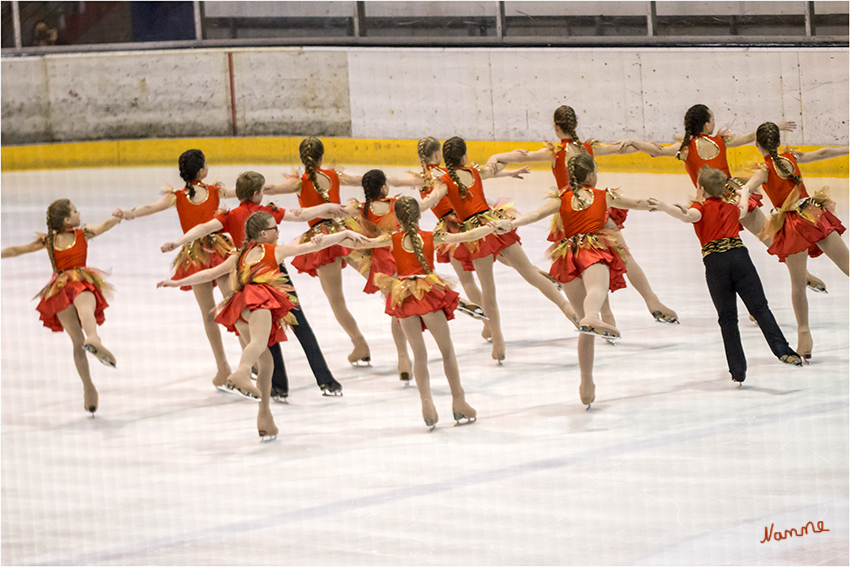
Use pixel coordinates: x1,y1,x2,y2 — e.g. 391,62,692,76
1,164,848,565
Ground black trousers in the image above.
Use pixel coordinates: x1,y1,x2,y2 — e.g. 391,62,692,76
703,247,792,380
268,262,335,393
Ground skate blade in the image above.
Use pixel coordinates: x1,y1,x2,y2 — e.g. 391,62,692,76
321,389,343,397
272,395,289,404
453,414,477,426
605,337,619,346
652,312,679,325
807,282,828,294
259,433,277,442
576,326,620,339
349,357,372,368
226,383,260,401
83,343,116,368
399,372,411,382
457,302,489,321
780,354,804,367
585,404,592,411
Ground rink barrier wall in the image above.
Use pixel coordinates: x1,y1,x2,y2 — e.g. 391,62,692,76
2,137,847,177
1,47,848,147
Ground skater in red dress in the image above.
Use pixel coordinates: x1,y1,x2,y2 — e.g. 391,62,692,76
510,154,652,408
627,104,826,292
497,105,678,325
264,137,374,366
352,196,511,429
2,200,122,415
740,122,849,360
388,136,531,341
422,137,579,364
158,211,367,440
114,149,237,389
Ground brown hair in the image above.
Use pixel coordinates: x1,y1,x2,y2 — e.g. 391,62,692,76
697,166,728,197
231,211,276,291
235,171,265,202
442,136,469,198
45,199,73,272
677,104,712,161
178,149,205,198
756,122,802,186
553,105,587,154
299,137,328,202
394,196,430,275
566,154,596,192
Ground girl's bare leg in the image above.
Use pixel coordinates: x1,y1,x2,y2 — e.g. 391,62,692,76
499,243,579,326
192,280,233,387
610,230,678,323
563,279,595,408
316,259,370,364
577,263,619,337
470,255,505,362
450,256,492,340
422,311,476,422
74,291,116,367
816,231,850,276
255,348,278,439
228,309,272,398
785,252,812,359
743,207,825,290
391,316,413,382
399,316,438,427
56,306,98,414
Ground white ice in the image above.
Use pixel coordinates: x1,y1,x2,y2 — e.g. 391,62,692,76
2,165,847,565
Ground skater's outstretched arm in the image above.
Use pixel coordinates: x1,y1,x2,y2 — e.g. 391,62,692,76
282,203,348,222
157,255,237,288
338,171,363,187
726,121,796,148
605,190,652,211
264,173,302,195
161,218,224,252
624,140,675,158
86,214,123,238
275,230,370,261
492,147,553,165
386,172,426,188
509,198,560,229
437,222,506,244
113,192,176,220
343,233,393,250
648,198,701,224
1,236,46,258
796,146,850,163
418,182,449,211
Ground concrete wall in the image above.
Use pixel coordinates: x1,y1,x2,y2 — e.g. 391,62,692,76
2,46,847,146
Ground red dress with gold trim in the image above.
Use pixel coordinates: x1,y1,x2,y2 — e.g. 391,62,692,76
361,197,399,294
377,231,459,321
759,153,845,262
291,168,359,277
550,138,629,234
35,228,113,332
548,187,627,292
441,167,521,271
214,242,297,347
170,182,234,291
419,164,460,263
683,134,763,213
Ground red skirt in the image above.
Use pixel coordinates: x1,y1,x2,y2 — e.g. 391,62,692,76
171,233,234,291
548,231,627,293
364,246,396,294
454,230,521,272
35,268,112,332
768,209,846,262
215,283,296,347
291,219,357,277
378,273,459,322
607,207,629,231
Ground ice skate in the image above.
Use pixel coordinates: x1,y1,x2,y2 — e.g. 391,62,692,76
83,340,116,369
541,269,563,292
225,369,261,400
491,338,506,365
577,317,620,340
457,298,488,320
421,398,438,431
796,329,813,362
257,410,279,441
579,380,595,410
320,380,343,396
731,371,746,386
806,274,827,294
779,352,803,367
398,359,413,385
270,387,289,404
481,322,493,343
212,369,230,389
347,341,371,367
452,398,477,426
651,308,679,325
399,372,412,386
83,385,98,416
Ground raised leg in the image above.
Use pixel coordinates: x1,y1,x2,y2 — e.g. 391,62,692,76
450,256,491,340
56,305,98,415
470,255,504,362
816,231,850,276
611,231,678,323
73,291,115,368
498,243,578,326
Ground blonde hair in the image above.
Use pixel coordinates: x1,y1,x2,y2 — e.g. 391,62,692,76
45,199,73,272
235,171,265,202
394,196,430,275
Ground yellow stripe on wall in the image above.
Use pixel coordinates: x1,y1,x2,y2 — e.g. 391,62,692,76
2,137,847,177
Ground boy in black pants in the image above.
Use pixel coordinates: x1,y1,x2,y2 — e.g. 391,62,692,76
650,166,802,383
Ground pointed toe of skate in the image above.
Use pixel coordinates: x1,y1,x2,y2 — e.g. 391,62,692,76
806,278,827,294
258,413,279,441
425,420,437,432
271,387,289,404
399,372,412,386
453,413,477,426
320,382,343,396
347,342,371,367
83,341,116,369
225,375,261,400
577,325,621,340
83,386,98,417
651,310,679,325
457,299,488,320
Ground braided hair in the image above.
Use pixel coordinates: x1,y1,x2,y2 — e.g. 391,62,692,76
231,211,276,291
417,136,441,169
677,104,712,161
442,136,469,198
178,149,206,199
756,122,802,186
394,196,430,275
361,169,387,221
553,105,588,155
45,199,73,272
567,154,596,192
299,137,328,202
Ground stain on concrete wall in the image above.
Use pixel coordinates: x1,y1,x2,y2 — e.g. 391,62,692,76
1,58,51,144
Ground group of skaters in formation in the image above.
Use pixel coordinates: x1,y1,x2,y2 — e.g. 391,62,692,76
3,103,848,440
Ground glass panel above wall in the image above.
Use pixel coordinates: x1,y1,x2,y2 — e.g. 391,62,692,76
503,1,649,38
201,1,356,40
361,1,497,38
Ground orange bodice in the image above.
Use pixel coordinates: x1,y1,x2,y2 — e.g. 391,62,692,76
364,197,400,233
52,229,88,271
300,169,341,228
552,139,595,191
683,135,731,188
441,168,489,220
762,153,807,208
559,187,609,238
175,182,221,234
392,231,435,278
419,164,454,219
237,242,279,286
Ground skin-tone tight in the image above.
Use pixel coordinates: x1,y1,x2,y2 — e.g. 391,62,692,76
232,308,277,436
192,274,233,386
56,291,100,412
